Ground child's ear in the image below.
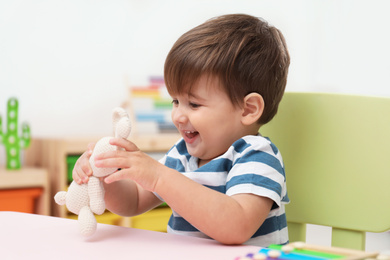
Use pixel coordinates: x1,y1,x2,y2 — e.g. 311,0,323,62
241,93,264,125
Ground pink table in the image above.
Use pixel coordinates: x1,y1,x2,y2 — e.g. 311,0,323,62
0,212,259,259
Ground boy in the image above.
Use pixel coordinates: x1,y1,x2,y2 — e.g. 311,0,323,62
73,13,290,246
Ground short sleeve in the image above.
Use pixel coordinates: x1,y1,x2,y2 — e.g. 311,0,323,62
225,137,289,207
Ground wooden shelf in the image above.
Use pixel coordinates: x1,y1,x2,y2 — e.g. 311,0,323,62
0,167,50,215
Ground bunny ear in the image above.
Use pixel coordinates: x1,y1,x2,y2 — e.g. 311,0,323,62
112,107,132,139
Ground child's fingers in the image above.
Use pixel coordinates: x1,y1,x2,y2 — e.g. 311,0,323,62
72,144,95,184
109,138,139,152
104,169,129,184
94,154,130,169
82,143,94,177
73,168,87,184
86,142,96,153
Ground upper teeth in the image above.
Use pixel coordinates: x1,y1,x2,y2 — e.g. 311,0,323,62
185,131,196,134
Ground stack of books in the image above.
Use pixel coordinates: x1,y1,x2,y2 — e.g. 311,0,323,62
129,77,177,134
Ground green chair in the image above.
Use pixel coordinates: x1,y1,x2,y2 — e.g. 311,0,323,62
261,92,390,250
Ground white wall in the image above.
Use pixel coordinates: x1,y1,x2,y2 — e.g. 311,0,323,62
1,0,390,138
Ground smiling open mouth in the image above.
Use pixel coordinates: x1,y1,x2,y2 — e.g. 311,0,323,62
184,130,199,139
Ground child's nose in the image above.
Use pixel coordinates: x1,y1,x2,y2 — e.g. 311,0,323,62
171,107,187,124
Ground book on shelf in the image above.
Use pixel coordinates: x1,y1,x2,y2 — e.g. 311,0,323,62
129,77,177,135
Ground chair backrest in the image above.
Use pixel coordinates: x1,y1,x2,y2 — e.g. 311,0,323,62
261,92,390,250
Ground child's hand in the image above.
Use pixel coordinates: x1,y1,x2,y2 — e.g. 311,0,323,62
72,142,95,184
94,138,163,192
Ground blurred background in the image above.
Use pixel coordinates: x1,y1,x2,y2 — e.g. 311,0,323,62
1,0,390,138
1,0,390,251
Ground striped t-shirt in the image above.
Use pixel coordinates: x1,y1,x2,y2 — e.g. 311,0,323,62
157,135,289,246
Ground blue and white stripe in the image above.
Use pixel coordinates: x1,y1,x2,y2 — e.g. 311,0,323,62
158,135,289,246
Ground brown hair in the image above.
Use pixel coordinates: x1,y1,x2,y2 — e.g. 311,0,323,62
164,14,290,125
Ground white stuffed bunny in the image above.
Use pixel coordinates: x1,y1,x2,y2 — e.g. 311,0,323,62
54,107,131,237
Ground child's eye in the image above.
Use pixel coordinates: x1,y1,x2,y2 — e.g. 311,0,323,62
189,102,200,108
171,99,179,106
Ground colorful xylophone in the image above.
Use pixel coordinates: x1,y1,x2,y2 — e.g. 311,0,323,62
234,242,389,260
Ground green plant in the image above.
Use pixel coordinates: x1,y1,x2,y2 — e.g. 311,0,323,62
0,98,31,169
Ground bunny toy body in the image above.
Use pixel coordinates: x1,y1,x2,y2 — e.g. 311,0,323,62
54,107,131,237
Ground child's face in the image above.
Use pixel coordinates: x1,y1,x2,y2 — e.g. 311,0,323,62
171,75,247,166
